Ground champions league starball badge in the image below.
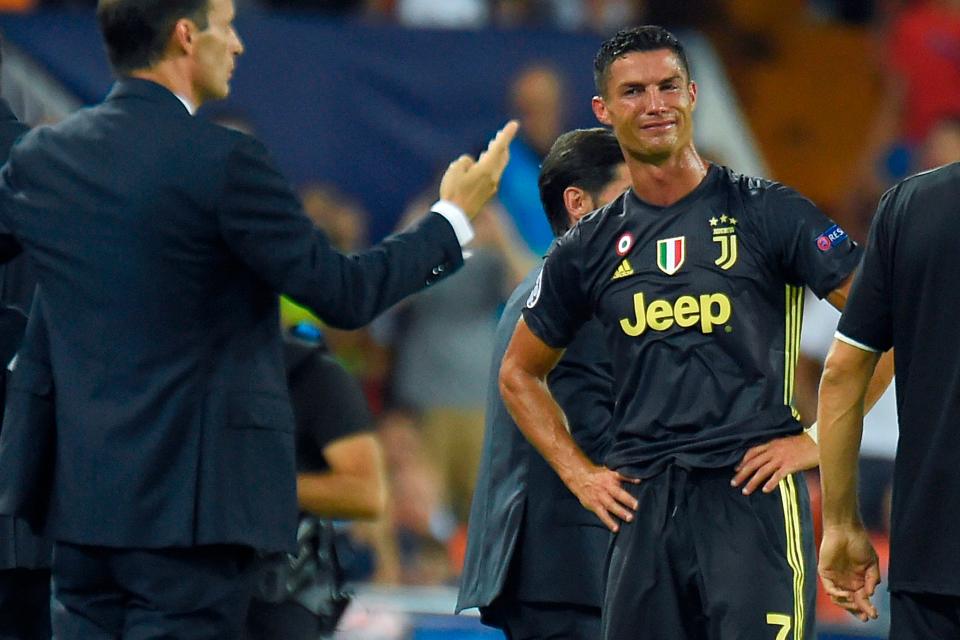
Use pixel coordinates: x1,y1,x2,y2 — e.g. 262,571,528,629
816,224,848,252
526,269,543,308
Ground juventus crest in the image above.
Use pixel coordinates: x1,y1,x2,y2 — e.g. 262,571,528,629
710,214,738,270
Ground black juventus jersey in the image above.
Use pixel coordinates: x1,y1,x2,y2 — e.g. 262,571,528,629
523,164,862,476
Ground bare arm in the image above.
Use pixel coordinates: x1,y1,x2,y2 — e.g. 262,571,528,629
297,432,387,521
499,317,637,532
827,273,895,415
817,338,882,622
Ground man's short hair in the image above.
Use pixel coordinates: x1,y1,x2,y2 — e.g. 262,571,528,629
538,127,625,237
97,0,210,75
593,25,692,96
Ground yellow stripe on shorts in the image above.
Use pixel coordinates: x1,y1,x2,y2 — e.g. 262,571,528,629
778,474,806,639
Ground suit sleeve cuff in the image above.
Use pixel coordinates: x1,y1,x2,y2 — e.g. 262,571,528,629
431,200,474,247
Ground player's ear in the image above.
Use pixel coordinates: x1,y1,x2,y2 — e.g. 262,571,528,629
592,95,612,126
688,81,697,111
563,186,593,221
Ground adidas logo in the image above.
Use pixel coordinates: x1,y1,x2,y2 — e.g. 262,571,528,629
612,259,634,280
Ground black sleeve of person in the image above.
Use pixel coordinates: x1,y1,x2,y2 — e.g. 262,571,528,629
520,229,592,349
285,341,373,454
837,187,898,352
761,183,863,298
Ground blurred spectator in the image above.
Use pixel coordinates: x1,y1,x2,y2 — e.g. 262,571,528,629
809,0,879,23
916,114,960,170
588,0,645,30
386,203,527,516
498,64,566,256
374,193,530,583
300,183,369,253
396,0,488,28
280,184,391,408
854,0,960,196
491,0,551,27
374,408,457,584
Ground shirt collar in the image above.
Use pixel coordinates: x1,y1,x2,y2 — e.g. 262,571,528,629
174,93,196,115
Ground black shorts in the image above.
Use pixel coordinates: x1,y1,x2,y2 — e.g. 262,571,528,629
890,591,960,639
603,466,815,640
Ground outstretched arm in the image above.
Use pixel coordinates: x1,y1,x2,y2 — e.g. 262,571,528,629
499,317,638,532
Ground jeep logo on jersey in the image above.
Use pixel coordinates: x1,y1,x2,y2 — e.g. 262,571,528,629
656,237,685,275
619,292,732,336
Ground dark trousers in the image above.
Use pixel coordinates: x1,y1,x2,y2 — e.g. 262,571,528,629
0,568,51,640
52,542,262,640
890,591,960,639
482,596,601,640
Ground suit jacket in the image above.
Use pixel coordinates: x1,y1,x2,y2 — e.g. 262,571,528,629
457,260,614,612
0,98,49,571
0,78,463,553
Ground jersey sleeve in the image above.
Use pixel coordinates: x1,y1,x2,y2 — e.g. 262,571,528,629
761,183,863,298
836,188,897,352
520,228,591,349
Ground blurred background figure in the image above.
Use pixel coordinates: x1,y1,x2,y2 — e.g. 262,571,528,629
497,65,566,257
282,184,392,411
380,191,532,582
396,0,487,28
847,0,960,222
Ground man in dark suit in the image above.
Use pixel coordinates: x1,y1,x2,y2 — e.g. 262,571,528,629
0,296,51,640
457,128,630,638
0,90,36,315
0,46,50,639
0,0,516,635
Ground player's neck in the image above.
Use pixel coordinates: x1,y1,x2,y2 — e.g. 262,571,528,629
628,147,708,208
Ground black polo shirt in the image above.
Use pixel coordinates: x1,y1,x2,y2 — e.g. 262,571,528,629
523,164,861,477
838,162,960,595
284,336,372,473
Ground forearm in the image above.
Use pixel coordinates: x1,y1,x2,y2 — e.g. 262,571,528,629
500,363,594,490
297,470,387,521
818,344,879,527
863,349,894,415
